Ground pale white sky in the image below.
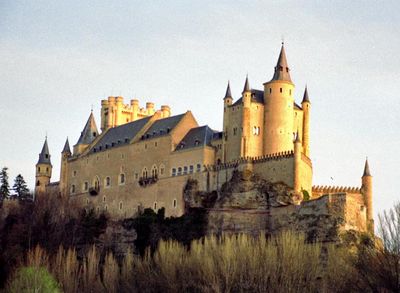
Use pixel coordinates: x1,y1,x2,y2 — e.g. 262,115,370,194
1,1,399,219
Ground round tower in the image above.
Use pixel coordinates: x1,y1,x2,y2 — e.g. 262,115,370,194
60,138,71,196
35,138,52,195
222,81,232,163
361,158,374,233
242,76,251,157
293,131,302,194
263,43,295,155
301,86,311,158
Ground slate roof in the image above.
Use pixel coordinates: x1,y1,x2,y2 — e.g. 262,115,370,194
62,138,71,154
37,138,52,165
302,86,310,104
76,112,99,145
363,159,371,176
232,89,264,106
224,82,232,99
141,114,186,140
271,44,292,83
175,126,218,151
92,116,151,152
242,75,250,93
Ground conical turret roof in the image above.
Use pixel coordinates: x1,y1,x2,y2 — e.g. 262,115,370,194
242,75,250,93
302,86,310,104
224,81,232,99
271,43,292,83
363,158,371,176
62,137,71,154
76,112,99,145
37,138,52,165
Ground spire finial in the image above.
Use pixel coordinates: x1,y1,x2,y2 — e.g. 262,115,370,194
270,42,292,83
91,104,93,113
302,85,310,104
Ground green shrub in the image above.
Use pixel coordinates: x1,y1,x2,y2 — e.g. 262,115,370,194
7,266,60,293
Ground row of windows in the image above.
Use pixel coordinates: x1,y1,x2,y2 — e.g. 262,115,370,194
171,164,202,176
268,87,292,95
90,199,178,214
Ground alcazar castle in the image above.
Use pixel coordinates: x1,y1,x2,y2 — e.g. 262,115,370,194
35,44,374,236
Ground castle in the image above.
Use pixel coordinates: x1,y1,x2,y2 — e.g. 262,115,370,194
35,44,374,235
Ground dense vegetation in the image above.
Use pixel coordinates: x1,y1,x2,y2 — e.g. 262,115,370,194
1,186,400,292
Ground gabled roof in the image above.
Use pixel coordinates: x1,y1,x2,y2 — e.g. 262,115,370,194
76,112,99,145
62,138,71,154
92,116,151,152
37,138,51,165
271,43,292,83
175,126,217,151
232,89,264,106
141,113,186,140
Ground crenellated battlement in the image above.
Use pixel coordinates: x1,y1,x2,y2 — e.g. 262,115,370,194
312,185,361,194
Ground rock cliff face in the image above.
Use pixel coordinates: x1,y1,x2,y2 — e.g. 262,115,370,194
184,170,350,242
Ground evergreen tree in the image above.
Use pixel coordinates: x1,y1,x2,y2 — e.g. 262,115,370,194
0,167,10,199
13,174,29,198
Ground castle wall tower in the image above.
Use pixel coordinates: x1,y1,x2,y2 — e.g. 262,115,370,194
263,43,295,155
222,82,233,163
241,76,251,157
361,159,374,233
60,138,71,196
35,138,52,195
301,86,311,158
293,132,302,194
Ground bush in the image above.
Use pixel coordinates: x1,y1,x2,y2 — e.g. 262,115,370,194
7,266,60,293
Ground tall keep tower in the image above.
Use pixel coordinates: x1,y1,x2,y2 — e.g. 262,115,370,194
35,138,52,194
361,159,374,233
263,43,295,155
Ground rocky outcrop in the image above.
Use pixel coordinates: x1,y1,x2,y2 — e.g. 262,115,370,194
185,169,357,242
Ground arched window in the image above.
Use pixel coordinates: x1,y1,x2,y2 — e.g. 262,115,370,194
120,173,125,184
172,168,176,176
151,165,158,178
183,166,188,175
119,201,123,210
196,164,201,172
36,180,40,186
189,165,194,173
177,167,182,176
159,164,165,176
154,202,157,210
173,199,177,208
93,176,100,190
71,184,76,194
105,176,111,187
38,167,40,172
83,181,89,191
142,167,148,179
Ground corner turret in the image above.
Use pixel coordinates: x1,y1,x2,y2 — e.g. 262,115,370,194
73,112,99,155
293,131,302,194
361,158,373,233
301,86,311,157
60,138,71,196
35,137,52,195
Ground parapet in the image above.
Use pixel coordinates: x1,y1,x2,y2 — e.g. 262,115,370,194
312,185,361,194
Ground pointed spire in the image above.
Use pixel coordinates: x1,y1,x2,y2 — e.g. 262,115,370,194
62,137,71,154
302,85,310,104
37,137,52,165
271,43,292,83
242,75,250,93
224,81,232,99
363,158,371,176
76,112,99,145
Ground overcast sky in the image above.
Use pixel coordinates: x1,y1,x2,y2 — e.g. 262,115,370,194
1,0,399,219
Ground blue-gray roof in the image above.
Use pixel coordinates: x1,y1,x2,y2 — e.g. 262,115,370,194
76,112,99,145
37,138,52,165
232,89,264,106
175,126,218,151
92,116,151,152
141,114,185,140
